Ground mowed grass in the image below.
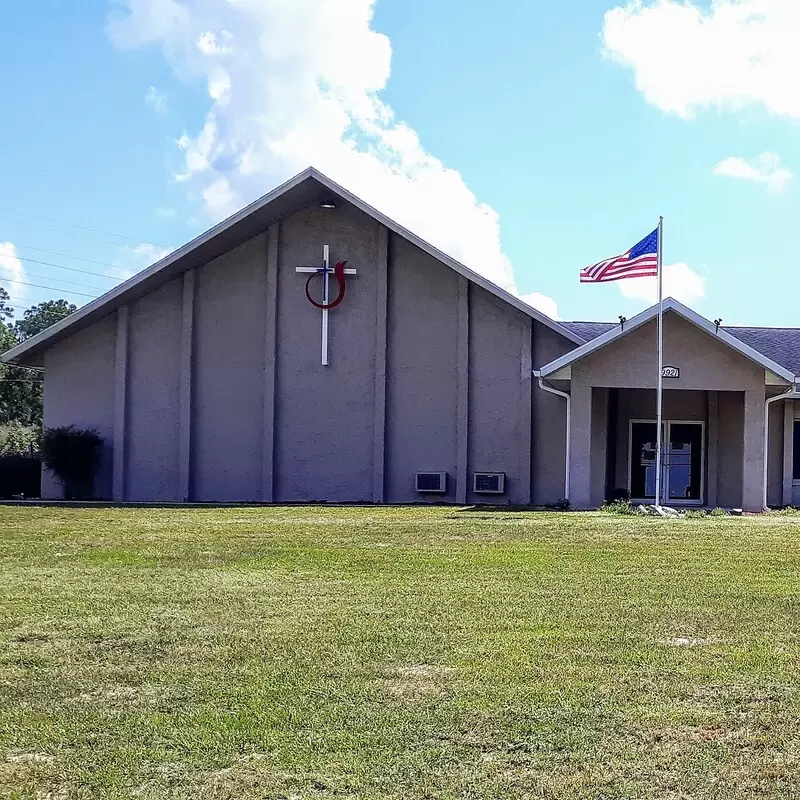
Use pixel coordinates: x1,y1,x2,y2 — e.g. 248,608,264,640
1,507,800,799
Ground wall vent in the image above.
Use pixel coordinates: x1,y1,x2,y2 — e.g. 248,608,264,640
473,472,506,495
415,472,447,493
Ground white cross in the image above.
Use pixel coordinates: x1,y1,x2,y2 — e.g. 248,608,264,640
295,245,357,366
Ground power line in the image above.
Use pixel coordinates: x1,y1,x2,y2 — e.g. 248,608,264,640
13,255,124,283
0,277,95,298
0,266,107,293
14,244,135,271
0,215,170,252
0,205,170,249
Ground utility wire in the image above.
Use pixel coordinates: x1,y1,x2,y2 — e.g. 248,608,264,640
0,215,170,252
13,255,125,283
0,277,95,298
0,266,107,293
14,244,137,271
0,205,170,249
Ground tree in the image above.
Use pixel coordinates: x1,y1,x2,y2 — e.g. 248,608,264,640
14,299,77,341
0,293,77,427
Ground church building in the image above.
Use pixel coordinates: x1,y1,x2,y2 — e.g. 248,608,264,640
4,168,800,511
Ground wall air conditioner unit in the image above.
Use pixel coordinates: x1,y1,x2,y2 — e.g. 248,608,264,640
473,472,506,495
415,472,447,493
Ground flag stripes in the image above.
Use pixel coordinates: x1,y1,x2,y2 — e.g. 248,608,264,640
580,228,659,283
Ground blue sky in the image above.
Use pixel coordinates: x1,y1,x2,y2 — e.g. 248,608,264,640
1,0,798,326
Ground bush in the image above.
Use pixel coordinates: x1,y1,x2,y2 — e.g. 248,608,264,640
684,509,708,520
772,506,800,516
601,499,637,516
545,498,571,511
41,425,103,500
709,507,728,517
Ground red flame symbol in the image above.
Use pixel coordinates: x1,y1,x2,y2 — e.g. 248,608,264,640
305,261,348,310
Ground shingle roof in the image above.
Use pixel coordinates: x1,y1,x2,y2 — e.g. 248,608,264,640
724,327,800,376
560,321,618,342
562,318,800,376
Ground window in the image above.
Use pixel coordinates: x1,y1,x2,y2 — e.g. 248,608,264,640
794,421,800,481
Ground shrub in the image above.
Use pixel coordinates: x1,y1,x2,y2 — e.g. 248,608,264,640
41,426,103,500
545,498,571,511
709,507,728,517
601,499,637,516
773,506,800,516
684,509,708,520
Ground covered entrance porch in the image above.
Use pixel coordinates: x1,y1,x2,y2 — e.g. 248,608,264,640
581,387,745,508
536,299,799,512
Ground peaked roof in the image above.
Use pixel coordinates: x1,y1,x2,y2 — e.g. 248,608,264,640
561,318,800,377
2,167,582,367
540,297,796,382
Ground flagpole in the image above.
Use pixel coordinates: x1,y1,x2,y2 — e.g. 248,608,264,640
654,216,664,509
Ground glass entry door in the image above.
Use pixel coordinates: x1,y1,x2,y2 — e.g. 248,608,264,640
630,421,704,504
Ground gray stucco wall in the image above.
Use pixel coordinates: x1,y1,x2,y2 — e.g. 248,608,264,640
467,285,533,505
767,400,784,507
126,278,182,501
42,315,117,499
716,392,744,508
274,204,379,502
385,234,460,502
192,235,268,502
575,316,765,391
531,324,574,504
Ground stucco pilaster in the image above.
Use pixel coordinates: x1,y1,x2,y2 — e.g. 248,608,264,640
178,270,195,502
783,400,795,507
112,306,129,502
742,387,765,512
570,378,593,509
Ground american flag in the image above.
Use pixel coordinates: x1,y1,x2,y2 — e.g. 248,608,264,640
580,227,659,283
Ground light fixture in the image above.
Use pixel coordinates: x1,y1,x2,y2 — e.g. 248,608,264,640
320,200,337,209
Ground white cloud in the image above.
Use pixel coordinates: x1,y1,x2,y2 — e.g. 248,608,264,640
0,242,27,299
518,292,560,320
617,262,706,306
145,85,167,112
602,0,800,119
714,152,793,193
107,0,516,291
113,243,174,279
131,243,172,265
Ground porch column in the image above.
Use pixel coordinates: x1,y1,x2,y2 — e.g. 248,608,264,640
590,387,609,507
570,380,593,509
707,391,719,508
742,387,765,512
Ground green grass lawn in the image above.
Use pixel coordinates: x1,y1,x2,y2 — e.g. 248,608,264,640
1,506,800,799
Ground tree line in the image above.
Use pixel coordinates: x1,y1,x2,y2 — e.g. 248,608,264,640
0,288,76,452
